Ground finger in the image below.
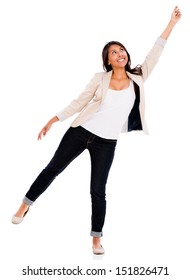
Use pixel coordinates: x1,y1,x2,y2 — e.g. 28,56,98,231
37,133,42,140
174,7,181,13
37,130,44,140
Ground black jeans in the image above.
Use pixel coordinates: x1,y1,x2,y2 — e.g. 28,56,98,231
24,126,117,237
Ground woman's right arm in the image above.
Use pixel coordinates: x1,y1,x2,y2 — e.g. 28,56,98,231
38,116,59,140
56,73,101,121
37,73,101,140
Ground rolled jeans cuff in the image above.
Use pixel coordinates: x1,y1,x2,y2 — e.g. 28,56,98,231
23,196,34,206
90,231,103,237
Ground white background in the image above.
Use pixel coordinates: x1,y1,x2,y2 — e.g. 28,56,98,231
0,0,190,279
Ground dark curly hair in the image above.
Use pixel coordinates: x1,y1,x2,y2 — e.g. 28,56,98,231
102,41,142,76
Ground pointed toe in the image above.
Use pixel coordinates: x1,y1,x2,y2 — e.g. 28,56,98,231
11,215,24,224
11,208,29,224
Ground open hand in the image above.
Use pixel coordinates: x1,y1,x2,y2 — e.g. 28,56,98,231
38,123,52,140
37,116,59,140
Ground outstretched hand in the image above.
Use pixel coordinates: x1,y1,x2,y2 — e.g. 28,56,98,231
160,6,182,40
37,116,59,140
171,6,182,23
38,123,52,140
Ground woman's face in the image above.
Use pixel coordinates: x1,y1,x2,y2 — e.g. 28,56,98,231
108,44,128,69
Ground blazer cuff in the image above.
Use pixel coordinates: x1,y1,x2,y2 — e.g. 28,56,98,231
56,110,68,122
156,37,167,47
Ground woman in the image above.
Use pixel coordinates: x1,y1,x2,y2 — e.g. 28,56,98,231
12,6,181,255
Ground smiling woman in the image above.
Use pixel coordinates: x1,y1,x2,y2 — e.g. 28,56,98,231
108,45,128,67
11,6,182,256
102,40,142,75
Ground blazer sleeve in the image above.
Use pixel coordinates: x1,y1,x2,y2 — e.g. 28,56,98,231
56,73,101,121
141,37,167,82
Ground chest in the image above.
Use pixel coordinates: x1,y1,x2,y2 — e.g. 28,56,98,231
102,81,135,110
109,77,130,90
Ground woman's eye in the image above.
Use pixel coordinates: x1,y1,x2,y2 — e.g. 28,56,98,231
111,51,116,54
120,48,124,52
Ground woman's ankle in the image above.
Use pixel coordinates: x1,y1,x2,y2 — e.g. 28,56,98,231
93,237,101,247
14,202,29,217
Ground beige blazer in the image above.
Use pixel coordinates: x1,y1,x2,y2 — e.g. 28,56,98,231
57,37,166,134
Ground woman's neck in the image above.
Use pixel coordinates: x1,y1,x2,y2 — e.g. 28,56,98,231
109,68,130,90
112,69,128,81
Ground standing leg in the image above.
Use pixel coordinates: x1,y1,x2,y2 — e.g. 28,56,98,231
88,136,117,252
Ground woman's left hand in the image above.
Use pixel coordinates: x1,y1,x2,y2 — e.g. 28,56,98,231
171,6,182,24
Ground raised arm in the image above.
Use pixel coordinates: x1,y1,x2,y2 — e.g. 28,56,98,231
141,6,182,81
160,6,182,40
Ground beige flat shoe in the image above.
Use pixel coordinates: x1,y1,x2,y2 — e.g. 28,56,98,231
11,209,29,224
92,245,105,255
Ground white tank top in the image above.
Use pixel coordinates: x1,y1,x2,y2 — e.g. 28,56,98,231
81,80,135,139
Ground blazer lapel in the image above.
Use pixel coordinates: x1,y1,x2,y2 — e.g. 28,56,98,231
127,72,143,87
101,71,112,101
